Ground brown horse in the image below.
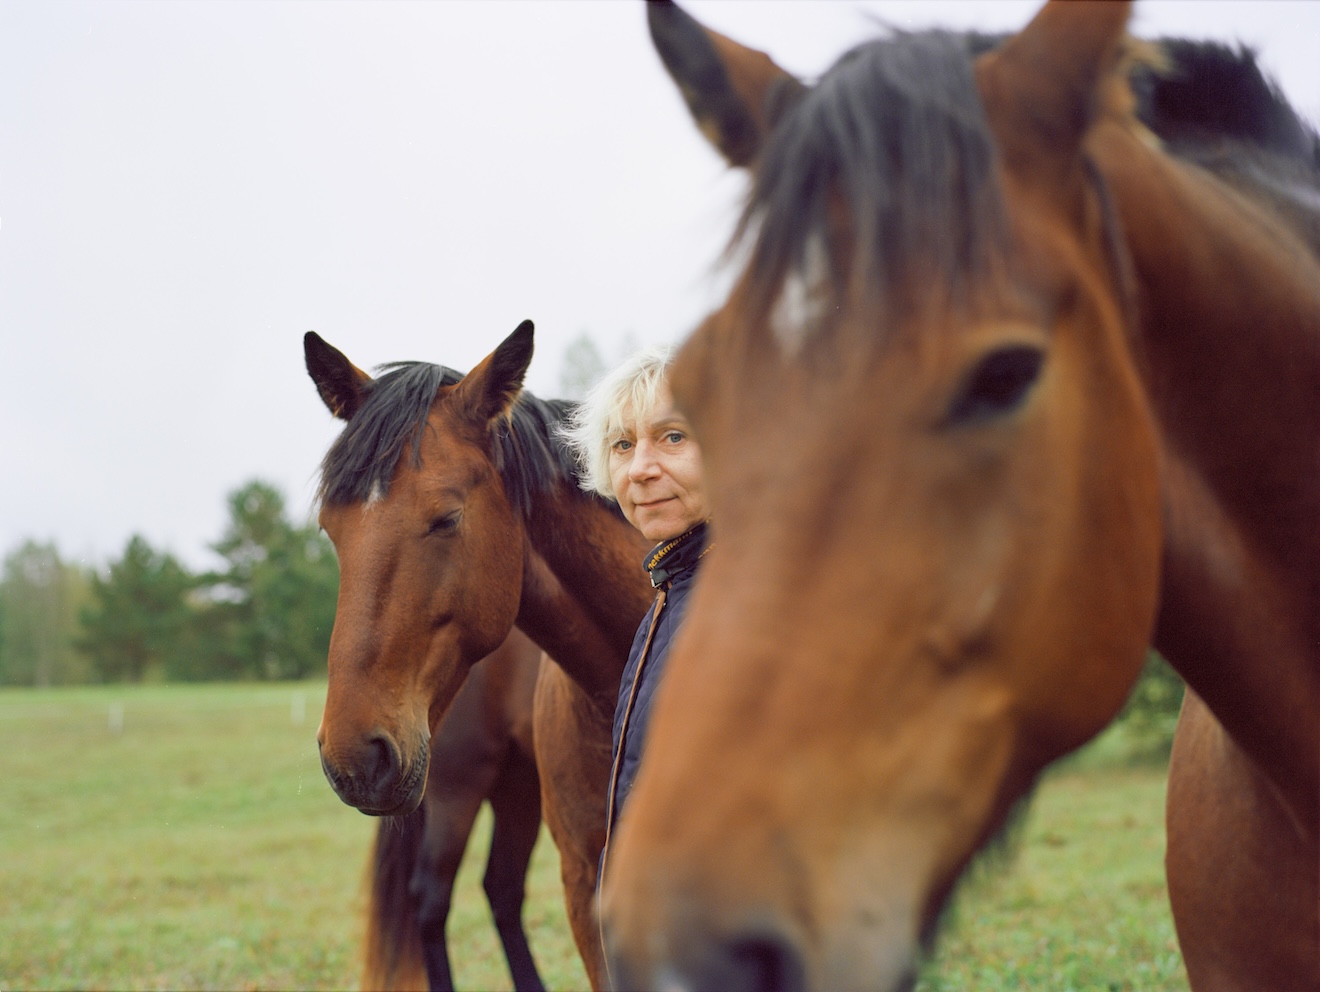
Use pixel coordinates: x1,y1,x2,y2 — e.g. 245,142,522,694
362,627,544,991
602,3,1319,990
305,322,651,989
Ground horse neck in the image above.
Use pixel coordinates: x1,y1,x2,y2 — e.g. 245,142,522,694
1095,123,1320,822
515,482,653,710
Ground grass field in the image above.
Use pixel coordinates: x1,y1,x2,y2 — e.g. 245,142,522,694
1,682,1187,991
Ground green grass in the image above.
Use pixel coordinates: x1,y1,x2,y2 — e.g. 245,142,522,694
1,683,1185,991
918,747,1188,990
0,682,584,991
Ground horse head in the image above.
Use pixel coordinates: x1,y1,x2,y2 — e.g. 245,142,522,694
603,3,1163,989
306,322,534,816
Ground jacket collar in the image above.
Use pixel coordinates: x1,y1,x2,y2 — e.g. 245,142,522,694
644,521,711,588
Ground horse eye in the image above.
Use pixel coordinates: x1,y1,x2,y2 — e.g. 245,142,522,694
427,512,461,537
946,345,1045,425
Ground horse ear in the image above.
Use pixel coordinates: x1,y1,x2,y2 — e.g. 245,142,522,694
305,331,373,421
450,320,535,427
647,0,803,167
975,0,1131,188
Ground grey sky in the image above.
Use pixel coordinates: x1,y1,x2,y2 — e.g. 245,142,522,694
2,0,1316,571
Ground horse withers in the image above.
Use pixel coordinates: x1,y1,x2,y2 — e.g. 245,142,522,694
601,3,1319,990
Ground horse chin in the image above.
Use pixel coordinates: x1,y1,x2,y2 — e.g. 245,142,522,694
356,785,425,818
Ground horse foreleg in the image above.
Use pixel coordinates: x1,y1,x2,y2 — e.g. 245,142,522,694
533,660,614,990
484,748,547,992
555,832,607,991
413,788,486,992
1166,690,1319,992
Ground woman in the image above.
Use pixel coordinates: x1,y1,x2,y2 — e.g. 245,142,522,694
562,346,712,860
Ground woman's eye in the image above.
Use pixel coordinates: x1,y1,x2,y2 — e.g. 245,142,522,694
613,439,633,453
665,431,685,444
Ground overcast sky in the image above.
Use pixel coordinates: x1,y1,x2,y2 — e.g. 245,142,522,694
3,0,1316,572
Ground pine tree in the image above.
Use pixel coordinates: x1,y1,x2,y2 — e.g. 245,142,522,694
204,480,338,680
77,535,192,682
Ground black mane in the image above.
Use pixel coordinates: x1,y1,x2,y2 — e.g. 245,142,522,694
1134,39,1320,169
740,30,1007,323
1135,39,1320,249
317,361,580,517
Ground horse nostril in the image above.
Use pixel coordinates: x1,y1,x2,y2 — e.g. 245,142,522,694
363,733,399,785
607,919,807,992
724,932,806,992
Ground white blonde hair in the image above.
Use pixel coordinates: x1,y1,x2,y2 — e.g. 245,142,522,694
560,345,673,501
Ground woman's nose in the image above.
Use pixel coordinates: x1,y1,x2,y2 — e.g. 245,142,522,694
629,440,662,480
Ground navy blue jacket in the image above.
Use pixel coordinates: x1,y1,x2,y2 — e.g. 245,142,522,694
606,522,710,833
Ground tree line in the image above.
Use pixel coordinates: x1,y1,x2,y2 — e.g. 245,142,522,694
0,332,615,688
0,472,1184,753
0,480,337,685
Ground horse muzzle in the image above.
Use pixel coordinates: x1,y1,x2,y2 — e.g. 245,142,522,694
602,917,919,992
317,730,428,816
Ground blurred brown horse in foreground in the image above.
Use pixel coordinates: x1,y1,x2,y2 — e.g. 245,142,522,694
306,323,651,989
362,629,544,991
603,2,1318,990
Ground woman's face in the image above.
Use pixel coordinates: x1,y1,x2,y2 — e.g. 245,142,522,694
609,384,708,543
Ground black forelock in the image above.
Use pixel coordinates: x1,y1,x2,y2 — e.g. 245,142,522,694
738,30,1008,323
316,360,580,517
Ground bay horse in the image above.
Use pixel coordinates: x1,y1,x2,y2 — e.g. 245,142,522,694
305,322,652,989
362,627,544,991
601,3,1319,991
